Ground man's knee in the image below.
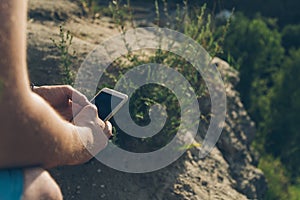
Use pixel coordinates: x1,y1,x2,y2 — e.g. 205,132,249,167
22,168,62,200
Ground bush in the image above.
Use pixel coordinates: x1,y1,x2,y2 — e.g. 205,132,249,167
259,154,289,200
288,180,300,200
223,13,285,123
265,48,300,178
222,13,300,199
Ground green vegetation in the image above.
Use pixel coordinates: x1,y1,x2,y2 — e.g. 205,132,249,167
223,13,284,121
50,25,76,85
258,154,290,200
94,1,229,151
265,48,300,176
220,4,300,199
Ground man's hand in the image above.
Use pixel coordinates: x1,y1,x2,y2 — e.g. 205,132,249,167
33,85,89,121
0,0,112,169
33,85,113,165
71,105,113,164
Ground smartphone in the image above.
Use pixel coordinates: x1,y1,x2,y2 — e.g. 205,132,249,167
90,88,128,121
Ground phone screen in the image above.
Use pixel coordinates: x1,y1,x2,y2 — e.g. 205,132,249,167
92,91,124,121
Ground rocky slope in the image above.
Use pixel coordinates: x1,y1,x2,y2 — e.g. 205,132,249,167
27,0,267,199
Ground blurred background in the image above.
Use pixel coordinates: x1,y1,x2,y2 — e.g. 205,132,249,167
196,0,300,199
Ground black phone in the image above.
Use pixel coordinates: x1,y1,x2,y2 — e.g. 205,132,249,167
90,88,128,121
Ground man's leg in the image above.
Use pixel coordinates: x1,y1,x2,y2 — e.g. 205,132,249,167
22,168,62,200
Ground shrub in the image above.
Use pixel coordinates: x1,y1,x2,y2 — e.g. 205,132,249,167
265,48,300,178
259,154,289,200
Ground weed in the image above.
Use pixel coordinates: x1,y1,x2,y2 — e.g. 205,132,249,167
50,25,76,85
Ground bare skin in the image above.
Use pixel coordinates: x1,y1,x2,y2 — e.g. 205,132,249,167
22,168,63,200
0,0,112,199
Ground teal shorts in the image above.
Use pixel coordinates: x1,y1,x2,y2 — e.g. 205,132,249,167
0,169,24,200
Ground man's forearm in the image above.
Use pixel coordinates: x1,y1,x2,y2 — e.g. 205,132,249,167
0,0,101,169
0,92,93,169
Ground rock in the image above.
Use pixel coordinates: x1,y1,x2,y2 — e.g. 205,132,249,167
212,58,267,199
27,0,267,199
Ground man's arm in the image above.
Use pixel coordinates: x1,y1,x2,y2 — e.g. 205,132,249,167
0,0,110,169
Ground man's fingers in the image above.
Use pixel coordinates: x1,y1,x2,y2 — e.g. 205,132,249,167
71,102,83,117
75,105,98,120
72,90,90,106
61,85,90,107
72,104,111,158
73,105,112,138
103,121,113,139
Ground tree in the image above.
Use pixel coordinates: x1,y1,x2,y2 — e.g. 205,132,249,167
223,13,284,122
266,48,300,178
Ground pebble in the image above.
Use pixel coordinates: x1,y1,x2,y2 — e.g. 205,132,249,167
97,169,102,173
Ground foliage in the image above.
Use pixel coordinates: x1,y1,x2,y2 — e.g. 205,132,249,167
155,1,231,57
288,180,300,200
259,154,289,200
222,11,300,199
94,0,229,151
50,26,76,85
223,13,284,122
98,50,209,151
265,48,300,177
260,154,300,200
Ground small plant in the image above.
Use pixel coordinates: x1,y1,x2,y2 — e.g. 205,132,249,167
80,0,101,17
50,25,76,85
108,0,134,33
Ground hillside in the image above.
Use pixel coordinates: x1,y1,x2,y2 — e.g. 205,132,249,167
27,0,267,199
